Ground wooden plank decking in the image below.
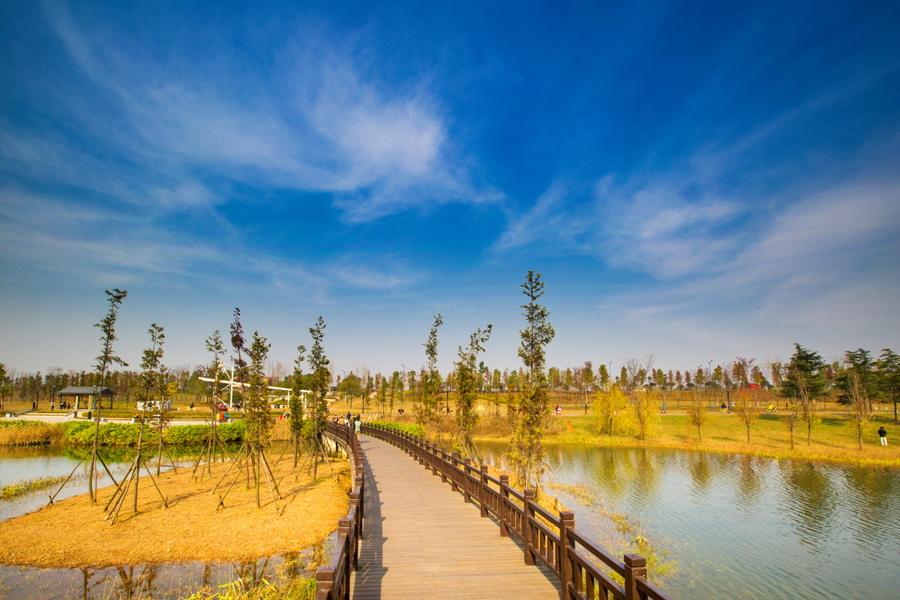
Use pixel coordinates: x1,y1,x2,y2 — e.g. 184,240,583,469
351,435,561,599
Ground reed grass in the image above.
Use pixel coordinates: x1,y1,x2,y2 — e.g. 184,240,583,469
179,577,315,600
0,421,64,446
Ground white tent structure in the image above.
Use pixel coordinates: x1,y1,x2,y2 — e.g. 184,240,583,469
199,363,308,410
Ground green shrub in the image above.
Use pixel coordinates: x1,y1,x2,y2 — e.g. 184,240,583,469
60,420,246,446
368,421,425,438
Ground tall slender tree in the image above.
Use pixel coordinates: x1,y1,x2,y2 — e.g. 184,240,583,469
506,271,555,493
88,289,128,503
245,331,274,506
307,316,330,478
289,344,307,466
193,331,227,479
230,308,247,406
454,324,492,461
420,314,443,429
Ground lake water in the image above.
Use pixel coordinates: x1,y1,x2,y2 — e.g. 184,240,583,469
0,445,321,599
477,441,900,600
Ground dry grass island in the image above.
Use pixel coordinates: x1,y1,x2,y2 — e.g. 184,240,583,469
0,453,349,569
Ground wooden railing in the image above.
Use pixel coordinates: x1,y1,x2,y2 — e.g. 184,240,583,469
363,424,676,600
314,422,365,600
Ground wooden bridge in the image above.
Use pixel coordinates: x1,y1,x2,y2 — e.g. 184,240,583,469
316,423,675,600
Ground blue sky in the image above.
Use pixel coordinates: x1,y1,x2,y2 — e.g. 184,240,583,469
1,0,899,378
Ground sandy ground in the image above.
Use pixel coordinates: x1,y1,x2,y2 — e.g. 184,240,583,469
0,450,349,569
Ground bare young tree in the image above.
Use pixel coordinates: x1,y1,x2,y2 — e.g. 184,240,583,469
732,390,762,443
846,368,872,450
623,355,655,391
689,390,710,442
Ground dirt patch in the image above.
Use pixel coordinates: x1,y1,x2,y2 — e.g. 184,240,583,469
0,452,349,569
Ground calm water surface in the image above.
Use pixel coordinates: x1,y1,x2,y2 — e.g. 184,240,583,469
478,442,900,600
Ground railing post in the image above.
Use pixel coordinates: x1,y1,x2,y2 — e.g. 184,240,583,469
451,452,460,491
523,489,535,565
623,553,647,600
559,511,575,598
480,464,489,517
499,475,510,537
438,446,448,482
463,458,472,502
315,565,334,600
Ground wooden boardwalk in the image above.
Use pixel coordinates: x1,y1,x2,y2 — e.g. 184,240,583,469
351,435,561,599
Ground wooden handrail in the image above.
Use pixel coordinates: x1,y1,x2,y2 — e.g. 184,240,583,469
314,422,365,600
363,423,676,600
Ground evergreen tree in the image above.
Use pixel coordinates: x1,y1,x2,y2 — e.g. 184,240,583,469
781,344,826,445
877,349,900,422
506,271,555,492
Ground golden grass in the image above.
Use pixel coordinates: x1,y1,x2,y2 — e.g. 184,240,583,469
0,452,349,568
543,413,900,467
0,422,64,446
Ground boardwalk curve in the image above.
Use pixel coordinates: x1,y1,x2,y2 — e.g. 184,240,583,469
351,435,561,599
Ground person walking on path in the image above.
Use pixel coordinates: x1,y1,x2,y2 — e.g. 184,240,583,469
878,426,888,446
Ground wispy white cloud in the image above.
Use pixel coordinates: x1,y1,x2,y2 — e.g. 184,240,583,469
0,186,396,296
29,2,491,223
594,174,743,278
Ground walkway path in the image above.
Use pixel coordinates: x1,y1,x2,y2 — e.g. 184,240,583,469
351,435,561,599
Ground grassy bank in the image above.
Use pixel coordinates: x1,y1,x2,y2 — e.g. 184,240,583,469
403,413,900,468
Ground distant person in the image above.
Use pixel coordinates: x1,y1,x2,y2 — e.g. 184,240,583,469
354,416,362,437
878,426,888,446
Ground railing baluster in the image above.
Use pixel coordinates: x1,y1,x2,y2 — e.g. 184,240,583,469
523,489,535,566
480,464,489,517
499,474,510,537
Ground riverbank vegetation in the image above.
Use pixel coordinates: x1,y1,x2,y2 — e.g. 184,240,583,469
421,411,900,467
0,475,67,501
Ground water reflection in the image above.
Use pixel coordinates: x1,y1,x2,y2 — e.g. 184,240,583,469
734,455,763,509
0,545,324,599
777,462,836,549
476,441,900,600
